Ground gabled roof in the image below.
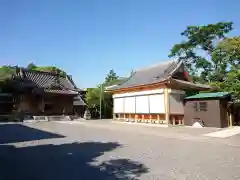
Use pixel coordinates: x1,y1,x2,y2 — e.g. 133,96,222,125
107,59,187,90
185,92,230,100
14,68,81,95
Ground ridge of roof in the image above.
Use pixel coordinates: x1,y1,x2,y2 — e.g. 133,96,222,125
20,68,62,77
134,59,176,72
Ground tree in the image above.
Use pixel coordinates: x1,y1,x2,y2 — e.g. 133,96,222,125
211,37,240,98
85,85,113,118
169,22,233,83
85,69,122,118
212,36,240,68
27,63,37,71
169,21,240,99
27,64,67,77
0,66,16,81
85,88,101,108
104,69,118,84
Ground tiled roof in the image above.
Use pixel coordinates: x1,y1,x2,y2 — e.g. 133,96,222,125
108,59,183,90
44,89,78,95
15,69,79,94
73,95,86,106
23,71,75,89
185,92,230,100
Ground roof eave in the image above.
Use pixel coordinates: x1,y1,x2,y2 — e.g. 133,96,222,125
168,78,211,91
185,92,231,100
105,80,168,92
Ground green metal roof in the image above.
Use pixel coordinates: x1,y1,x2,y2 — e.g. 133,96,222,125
185,92,230,100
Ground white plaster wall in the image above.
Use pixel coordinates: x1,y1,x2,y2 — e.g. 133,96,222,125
124,96,135,113
135,95,149,113
113,88,166,114
113,98,124,113
149,94,165,113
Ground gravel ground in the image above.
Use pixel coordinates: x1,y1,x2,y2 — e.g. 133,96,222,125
1,121,240,180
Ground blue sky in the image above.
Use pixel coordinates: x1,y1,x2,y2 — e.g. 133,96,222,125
0,0,239,88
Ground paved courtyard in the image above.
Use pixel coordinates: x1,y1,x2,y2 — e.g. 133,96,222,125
1,120,240,180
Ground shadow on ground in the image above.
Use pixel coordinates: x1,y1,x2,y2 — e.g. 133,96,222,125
0,123,65,144
0,124,148,180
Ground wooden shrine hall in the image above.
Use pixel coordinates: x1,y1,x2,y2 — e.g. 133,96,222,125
106,59,211,125
0,68,85,121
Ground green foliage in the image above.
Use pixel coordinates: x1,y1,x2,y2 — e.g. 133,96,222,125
169,22,233,82
0,66,16,81
26,63,67,76
85,88,101,109
169,21,240,99
209,67,240,99
0,63,67,83
212,36,240,68
85,85,113,118
27,63,37,70
104,69,119,83
85,69,125,118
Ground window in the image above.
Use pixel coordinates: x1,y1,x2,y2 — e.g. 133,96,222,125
199,102,207,111
193,102,208,112
193,102,198,110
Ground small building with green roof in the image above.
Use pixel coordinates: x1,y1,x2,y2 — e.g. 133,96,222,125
184,92,233,128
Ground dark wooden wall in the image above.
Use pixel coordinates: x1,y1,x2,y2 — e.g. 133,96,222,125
16,93,75,116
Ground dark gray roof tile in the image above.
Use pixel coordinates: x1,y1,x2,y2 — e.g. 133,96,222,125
73,95,86,106
44,89,78,95
15,69,80,94
24,71,74,89
109,59,180,90
23,71,75,90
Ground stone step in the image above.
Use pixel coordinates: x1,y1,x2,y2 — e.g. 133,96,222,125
47,116,71,121
32,116,71,121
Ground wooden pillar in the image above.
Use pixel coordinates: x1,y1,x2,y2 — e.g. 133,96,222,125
132,114,135,122
179,119,182,125
172,116,176,126
164,88,170,125
136,114,140,122
180,116,184,125
229,112,233,127
177,116,180,125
